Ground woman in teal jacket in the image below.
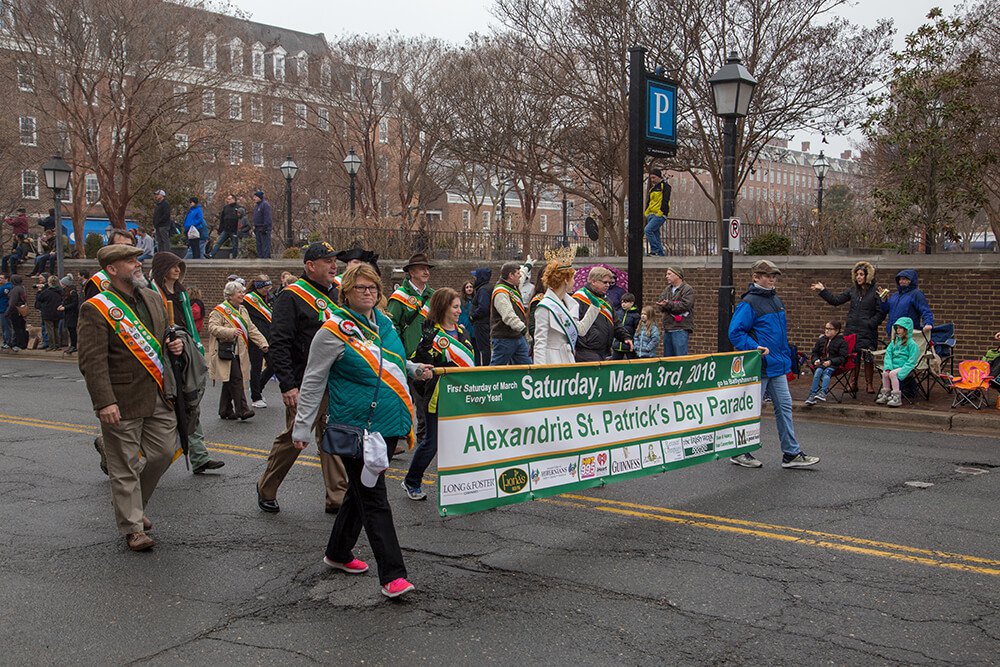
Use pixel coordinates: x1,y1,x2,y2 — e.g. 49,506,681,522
293,263,432,600
876,316,920,408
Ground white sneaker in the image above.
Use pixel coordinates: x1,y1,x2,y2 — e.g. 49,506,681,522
251,399,267,409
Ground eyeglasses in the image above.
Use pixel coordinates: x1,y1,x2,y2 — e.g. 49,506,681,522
599,280,613,285
352,285,378,294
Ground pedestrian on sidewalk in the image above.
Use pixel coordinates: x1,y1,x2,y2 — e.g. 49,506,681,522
876,317,920,408
34,275,63,351
469,268,493,365
656,267,695,357
59,275,79,353
251,191,272,259
729,260,820,469
209,194,241,259
183,197,208,259
5,274,28,350
151,190,172,253
804,321,848,405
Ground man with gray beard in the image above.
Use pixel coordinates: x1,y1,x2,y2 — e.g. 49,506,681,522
78,244,184,551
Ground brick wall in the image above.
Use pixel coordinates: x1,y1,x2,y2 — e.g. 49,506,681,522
58,254,1000,360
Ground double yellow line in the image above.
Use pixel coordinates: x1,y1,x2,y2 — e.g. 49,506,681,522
4,412,1000,577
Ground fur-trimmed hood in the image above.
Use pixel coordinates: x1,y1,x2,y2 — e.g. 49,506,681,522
852,261,875,285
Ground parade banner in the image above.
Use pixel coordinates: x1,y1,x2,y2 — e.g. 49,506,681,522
435,351,762,516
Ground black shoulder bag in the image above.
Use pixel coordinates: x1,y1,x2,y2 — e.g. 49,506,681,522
321,339,383,460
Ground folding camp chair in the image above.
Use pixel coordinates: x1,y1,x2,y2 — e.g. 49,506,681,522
928,323,957,393
871,329,936,403
827,333,858,403
940,360,994,410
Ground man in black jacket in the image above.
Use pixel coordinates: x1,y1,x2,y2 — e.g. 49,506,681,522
208,194,241,259
469,267,492,365
243,275,274,408
152,190,172,253
256,242,347,514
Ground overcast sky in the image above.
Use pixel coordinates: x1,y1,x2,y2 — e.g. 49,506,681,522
234,0,964,153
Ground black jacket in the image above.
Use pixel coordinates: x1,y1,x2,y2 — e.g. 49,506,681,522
576,306,631,362
470,268,493,323
269,274,338,393
34,285,64,321
809,333,849,369
612,306,640,352
152,199,172,230
818,285,884,351
62,287,79,327
244,290,272,342
412,323,474,400
218,203,240,234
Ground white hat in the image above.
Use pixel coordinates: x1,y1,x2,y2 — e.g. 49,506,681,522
360,431,389,488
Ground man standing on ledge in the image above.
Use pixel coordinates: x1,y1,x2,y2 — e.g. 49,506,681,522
256,242,347,514
489,262,530,365
78,244,185,551
728,259,819,469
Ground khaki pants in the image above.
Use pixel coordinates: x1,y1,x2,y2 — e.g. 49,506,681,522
101,395,177,534
257,393,348,510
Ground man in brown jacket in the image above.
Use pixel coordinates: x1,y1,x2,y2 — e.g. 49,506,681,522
656,266,695,357
78,244,184,552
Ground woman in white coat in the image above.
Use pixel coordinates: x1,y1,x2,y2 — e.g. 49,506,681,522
533,253,600,365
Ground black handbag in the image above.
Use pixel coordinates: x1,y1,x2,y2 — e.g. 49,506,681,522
218,340,236,360
321,340,383,460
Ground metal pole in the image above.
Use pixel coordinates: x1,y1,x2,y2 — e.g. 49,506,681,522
626,46,646,307
817,174,824,225
53,190,64,279
349,173,356,218
717,116,736,352
285,177,293,248
561,187,568,247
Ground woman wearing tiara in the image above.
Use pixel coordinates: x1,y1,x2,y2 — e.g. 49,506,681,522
533,248,601,365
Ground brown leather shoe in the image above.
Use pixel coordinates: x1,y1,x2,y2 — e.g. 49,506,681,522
142,516,153,531
126,531,155,552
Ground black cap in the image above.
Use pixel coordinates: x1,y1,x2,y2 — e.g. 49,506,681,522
336,247,367,263
303,241,337,263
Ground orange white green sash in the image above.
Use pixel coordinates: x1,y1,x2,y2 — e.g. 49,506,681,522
332,273,343,289
389,283,430,318
89,270,111,293
88,292,164,389
573,287,614,324
285,279,334,321
432,325,474,367
150,280,204,354
492,281,526,318
243,291,272,322
214,301,249,344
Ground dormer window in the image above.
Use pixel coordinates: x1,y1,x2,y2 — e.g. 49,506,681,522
252,43,264,78
272,48,286,82
296,51,308,84
230,38,243,74
203,33,216,70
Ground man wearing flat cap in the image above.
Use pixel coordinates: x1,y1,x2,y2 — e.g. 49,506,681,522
78,244,185,551
656,266,695,357
728,259,819,470
333,247,380,289
256,242,348,514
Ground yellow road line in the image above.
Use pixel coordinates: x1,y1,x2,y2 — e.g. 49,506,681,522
3,414,998,576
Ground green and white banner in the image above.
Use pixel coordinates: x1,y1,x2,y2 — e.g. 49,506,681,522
435,351,762,516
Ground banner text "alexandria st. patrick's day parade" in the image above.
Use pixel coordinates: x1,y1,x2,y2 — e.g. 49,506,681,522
435,351,762,516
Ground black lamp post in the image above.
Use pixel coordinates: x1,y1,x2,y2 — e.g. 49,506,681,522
708,51,757,352
812,150,830,225
343,148,361,218
41,154,72,279
279,156,298,249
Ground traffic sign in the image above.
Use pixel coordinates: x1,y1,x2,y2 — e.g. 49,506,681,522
728,217,742,253
644,74,678,158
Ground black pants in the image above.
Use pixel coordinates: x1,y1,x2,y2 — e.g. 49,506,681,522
611,349,637,360
154,226,172,253
10,312,28,349
472,320,490,366
248,344,274,401
219,357,250,418
326,438,406,586
67,324,77,347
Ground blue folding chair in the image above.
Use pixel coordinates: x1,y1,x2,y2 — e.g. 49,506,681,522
929,323,956,393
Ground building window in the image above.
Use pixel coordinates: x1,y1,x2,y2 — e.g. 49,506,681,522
252,44,264,78
17,64,33,92
202,90,215,116
229,139,242,165
341,118,348,138
176,31,189,65
295,103,307,128
174,85,188,113
296,51,308,82
229,94,242,120
271,103,283,125
203,33,216,70
482,211,491,231
230,38,243,74
84,173,100,204
57,72,69,102
505,214,512,231
379,118,388,143
272,51,285,82
320,60,331,88
56,121,70,153
540,214,548,233
250,98,262,122
252,141,264,167
204,180,217,205
21,170,38,199
318,108,329,131
462,210,471,230
175,133,188,151
19,116,36,146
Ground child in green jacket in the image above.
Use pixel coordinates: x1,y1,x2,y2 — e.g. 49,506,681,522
876,316,920,407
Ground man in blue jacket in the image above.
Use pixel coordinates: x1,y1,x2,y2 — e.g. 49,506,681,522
183,197,208,259
469,267,493,365
252,191,273,259
728,260,819,469
879,269,933,338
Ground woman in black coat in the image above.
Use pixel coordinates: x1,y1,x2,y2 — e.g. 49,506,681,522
34,276,64,351
60,279,80,353
810,260,886,394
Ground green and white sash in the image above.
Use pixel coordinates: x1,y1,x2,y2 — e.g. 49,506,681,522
285,279,335,321
572,287,613,324
214,301,249,344
537,293,579,349
88,291,164,389
432,325,475,367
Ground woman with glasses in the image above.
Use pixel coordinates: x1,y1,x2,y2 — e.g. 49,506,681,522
572,266,630,362
292,264,432,600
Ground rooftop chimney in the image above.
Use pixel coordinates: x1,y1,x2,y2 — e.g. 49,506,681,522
801,141,810,152
841,150,853,160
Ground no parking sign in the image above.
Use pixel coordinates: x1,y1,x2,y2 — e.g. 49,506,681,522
728,217,742,253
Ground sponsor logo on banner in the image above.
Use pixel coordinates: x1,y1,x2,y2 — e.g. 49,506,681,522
734,423,761,447
682,432,716,457
579,451,610,480
715,428,737,451
610,446,643,475
731,356,745,378
662,438,684,463
439,470,498,505
641,441,665,468
529,456,580,490
496,467,530,495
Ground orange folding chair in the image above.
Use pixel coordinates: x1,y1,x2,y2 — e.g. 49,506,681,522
940,360,994,410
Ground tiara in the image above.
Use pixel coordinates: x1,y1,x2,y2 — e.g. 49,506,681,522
544,245,576,269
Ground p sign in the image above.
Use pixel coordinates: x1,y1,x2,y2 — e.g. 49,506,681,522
645,77,677,156
728,217,742,253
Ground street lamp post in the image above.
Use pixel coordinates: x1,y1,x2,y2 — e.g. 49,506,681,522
812,150,830,225
708,51,757,352
41,154,73,279
278,156,298,249
342,148,361,218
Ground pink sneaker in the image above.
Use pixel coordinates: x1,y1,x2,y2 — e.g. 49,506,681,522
381,578,415,598
323,556,369,574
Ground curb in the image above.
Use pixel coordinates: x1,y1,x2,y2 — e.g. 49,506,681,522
794,401,1000,436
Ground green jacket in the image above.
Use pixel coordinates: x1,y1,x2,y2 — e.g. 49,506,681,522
883,316,920,380
386,280,434,358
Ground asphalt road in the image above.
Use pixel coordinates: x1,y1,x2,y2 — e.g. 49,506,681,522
1,354,999,665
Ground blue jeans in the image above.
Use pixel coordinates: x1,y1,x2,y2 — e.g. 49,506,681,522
404,410,438,490
0,313,12,346
809,367,835,395
210,230,237,258
662,329,689,357
644,214,666,255
41,321,49,347
761,374,801,457
490,336,531,365
255,227,272,258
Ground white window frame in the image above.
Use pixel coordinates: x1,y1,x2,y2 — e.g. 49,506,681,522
295,103,307,128
462,210,471,230
505,213,512,232
19,116,37,146
320,60,331,88
204,179,217,205
296,51,308,83
85,173,100,205
251,141,264,167
229,38,243,74
378,118,388,144
252,44,265,79
17,64,33,92
540,214,548,233
202,90,215,116
174,85,188,113
229,93,242,120
229,139,242,165
272,49,285,82
482,211,491,231
203,33,217,70
271,102,283,126
175,133,189,152
250,98,262,122
21,170,38,199
57,72,69,102
175,31,189,65
318,108,329,131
